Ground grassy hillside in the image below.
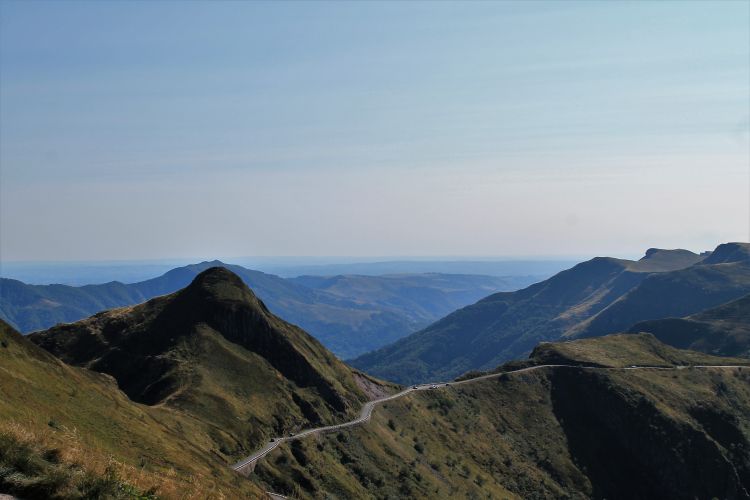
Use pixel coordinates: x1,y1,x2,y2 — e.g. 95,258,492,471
0,261,532,358
529,332,749,367
7,270,750,499
630,293,750,358
352,248,705,383
0,319,265,498
258,334,750,499
29,268,387,462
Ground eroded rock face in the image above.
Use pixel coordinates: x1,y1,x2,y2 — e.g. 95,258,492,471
549,368,750,500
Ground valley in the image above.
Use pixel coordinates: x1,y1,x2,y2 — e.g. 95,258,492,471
2,3,746,498
253,334,750,499
3,249,750,499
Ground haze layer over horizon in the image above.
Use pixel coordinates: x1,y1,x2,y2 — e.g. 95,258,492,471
1,1,748,261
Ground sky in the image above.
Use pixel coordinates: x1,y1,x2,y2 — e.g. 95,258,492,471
1,0,748,261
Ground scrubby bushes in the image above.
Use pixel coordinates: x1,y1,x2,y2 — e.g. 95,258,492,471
0,426,157,499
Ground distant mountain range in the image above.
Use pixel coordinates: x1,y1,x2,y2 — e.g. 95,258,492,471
1,258,577,285
352,243,750,383
0,261,536,358
262,259,579,278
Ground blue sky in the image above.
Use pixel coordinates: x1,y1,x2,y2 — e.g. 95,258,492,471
1,1,748,261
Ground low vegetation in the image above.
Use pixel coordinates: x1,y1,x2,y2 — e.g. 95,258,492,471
529,332,750,368
0,421,158,499
0,319,264,498
258,334,750,499
7,266,750,499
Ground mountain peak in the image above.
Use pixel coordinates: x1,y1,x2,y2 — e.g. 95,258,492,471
181,266,264,307
30,264,365,414
701,242,750,265
190,266,246,289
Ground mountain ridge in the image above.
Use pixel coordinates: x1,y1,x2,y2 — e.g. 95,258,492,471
352,243,750,384
700,242,750,265
571,248,750,339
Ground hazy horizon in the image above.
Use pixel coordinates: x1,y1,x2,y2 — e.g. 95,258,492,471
0,241,731,286
1,255,587,286
0,251,646,265
2,1,748,261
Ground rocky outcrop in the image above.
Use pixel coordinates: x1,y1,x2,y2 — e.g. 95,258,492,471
550,368,750,499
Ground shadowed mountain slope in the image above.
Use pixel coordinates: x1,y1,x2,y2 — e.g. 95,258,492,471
572,243,750,339
629,292,750,358
352,248,708,383
29,268,383,459
702,242,750,265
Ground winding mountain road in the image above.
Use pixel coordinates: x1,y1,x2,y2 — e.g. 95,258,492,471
232,363,748,475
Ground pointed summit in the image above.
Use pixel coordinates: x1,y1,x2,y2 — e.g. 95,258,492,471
30,268,368,422
180,266,265,306
188,266,245,288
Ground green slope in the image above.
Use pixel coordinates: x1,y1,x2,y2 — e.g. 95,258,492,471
529,332,749,367
352,248,705,383
257,334,750,499
0,319,265,498
7,269,750,499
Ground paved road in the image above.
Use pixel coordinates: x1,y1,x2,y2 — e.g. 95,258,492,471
232,363,748,473
265,493,288,499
